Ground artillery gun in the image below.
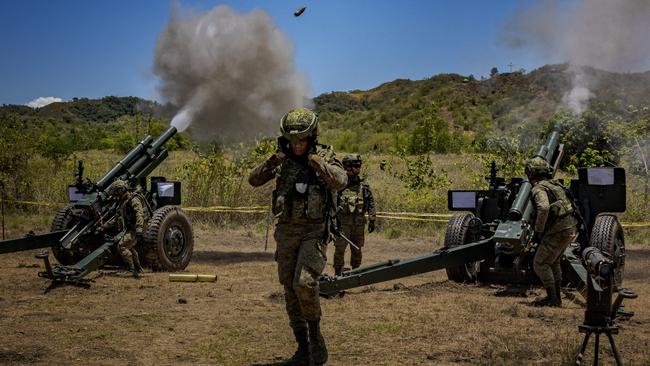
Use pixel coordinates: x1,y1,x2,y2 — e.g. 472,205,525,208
319,129,627,299
0,126,194,286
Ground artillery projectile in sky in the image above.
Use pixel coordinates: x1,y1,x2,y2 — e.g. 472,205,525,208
294,7,306,17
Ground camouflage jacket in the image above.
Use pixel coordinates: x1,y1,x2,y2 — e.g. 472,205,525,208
116,193,148,234
532,179,577,235
337,176,376,224
248,145,347,225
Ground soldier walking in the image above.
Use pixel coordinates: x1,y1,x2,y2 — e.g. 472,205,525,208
526,157,578,307
105,179,147,278
333,154,376,276
249,108,347,365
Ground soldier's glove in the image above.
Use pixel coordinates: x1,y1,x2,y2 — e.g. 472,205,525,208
368,220,376,233
277,136,291,155
308,153,323,166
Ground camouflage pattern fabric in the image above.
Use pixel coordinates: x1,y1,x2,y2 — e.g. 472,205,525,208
534,227,578,288
249,144,347,333
118,230,141,271
275,223,326,325
116,193,147,270
334,221,365,269
531,178,578,288
334,176,376,270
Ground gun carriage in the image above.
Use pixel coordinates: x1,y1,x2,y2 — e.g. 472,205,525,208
319,129,627,299
0,126,194,286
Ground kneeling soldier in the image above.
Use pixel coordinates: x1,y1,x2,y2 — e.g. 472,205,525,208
106,179,147,278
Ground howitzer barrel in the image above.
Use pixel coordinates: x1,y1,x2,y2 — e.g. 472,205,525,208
96,126,177,189
534,130,561,162
97,136,154,189
151,126,178,151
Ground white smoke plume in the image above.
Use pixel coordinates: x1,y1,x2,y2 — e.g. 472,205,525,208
25,96,63,108
154,4,310,141
501,0,650,114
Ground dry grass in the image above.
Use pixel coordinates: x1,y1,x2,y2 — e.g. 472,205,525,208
1,222,649,365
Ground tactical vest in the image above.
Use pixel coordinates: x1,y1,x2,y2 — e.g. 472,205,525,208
117,193,148,231
272,146,332,222
339,180,366,215
536,180,575,222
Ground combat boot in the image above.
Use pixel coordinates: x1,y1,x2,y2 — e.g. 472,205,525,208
129,265,140,279
334,266,343,276
308,320,328,365
533,286,560,307
284,328,310,365
554,280,562,307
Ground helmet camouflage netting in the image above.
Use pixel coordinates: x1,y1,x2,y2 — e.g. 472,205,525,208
342,153,362,166
107,179,129,196
280,108,319,142
525,156,551,176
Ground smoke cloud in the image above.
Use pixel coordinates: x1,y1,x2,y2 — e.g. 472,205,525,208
501,0,650,114
154,4,310,141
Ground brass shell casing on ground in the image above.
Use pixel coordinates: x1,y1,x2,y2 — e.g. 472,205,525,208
169,274,217,282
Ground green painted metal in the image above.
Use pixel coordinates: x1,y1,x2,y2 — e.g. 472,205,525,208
0,230,68,254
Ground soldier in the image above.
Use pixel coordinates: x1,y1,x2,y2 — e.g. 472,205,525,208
105,179,147,278
526,157,578,307
333,154,376,275
249,108,347,365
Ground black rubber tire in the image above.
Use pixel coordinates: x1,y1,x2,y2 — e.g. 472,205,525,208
143,206,193,271
589,214,625,289
444,213,479,283
50,205,78,265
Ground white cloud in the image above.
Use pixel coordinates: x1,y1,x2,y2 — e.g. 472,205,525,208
25,96,63,108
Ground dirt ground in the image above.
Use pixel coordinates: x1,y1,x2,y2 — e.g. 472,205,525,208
1,225,649,366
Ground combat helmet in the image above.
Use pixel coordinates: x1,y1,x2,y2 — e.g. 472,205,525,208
107,179,129,197
525,157,551,176
342,154,362,167
280,108,318,142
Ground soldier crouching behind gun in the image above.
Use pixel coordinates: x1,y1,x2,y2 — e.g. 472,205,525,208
526,157,579,307
333,154,376,276
104,179,147,278
249,108,347,366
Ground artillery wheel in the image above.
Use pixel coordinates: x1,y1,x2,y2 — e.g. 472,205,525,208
143,206,193,271
50,205,79,265
590,214,625,289
444,213,480,283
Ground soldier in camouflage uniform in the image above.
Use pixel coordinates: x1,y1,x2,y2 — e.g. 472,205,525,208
526,157,578,307
249,108,347,366
333,154,376,276
105,179,147,278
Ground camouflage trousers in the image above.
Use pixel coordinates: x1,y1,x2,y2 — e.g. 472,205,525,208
118,231,142,271
274,223,327,333
333,222,365,270
533,227,578,288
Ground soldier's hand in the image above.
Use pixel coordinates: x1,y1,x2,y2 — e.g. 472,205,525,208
368,220,376,233
275,152,286,160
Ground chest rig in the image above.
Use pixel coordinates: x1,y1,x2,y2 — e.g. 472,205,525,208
537,179,575,223
339,179,366,215
273,156,327,221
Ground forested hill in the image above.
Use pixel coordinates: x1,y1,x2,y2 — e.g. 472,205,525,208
0,96,171,124
2,63,650,159
314,64,650,155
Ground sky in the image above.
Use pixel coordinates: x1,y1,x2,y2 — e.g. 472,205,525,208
0,0,556,106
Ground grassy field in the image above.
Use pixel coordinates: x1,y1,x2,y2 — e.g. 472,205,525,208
0,222,649,366
1,148,649,365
